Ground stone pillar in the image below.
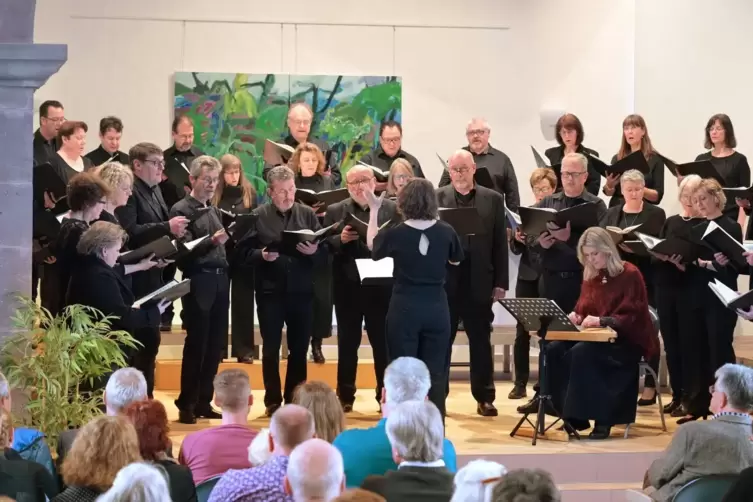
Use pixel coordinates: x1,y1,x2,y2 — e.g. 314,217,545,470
0,0,67,345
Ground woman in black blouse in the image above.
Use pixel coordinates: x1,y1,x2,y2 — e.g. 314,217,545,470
696,113,750,224
212,154,257,363
603,114,665,207
290,143,336,363
544,113,601,195
600,169,666,406
366,179,464,417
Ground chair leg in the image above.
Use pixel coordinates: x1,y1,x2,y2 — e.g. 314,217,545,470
645,366,667,432
624,423,631,439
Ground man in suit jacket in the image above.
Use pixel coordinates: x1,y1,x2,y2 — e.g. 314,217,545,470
324,165,398,413
436,150,508,417
115,142,188,396
361,400,454,502
644,363,753,502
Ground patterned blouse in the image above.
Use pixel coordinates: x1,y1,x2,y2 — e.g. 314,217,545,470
207,455,292,502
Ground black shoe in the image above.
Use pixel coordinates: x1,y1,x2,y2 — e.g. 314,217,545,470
663,399,681,415
177,410,196,425
311,340,325,364
341,403,353,413
195,406,222,419
670,403,689,418
588,424,612,440
637,390,657,407
508,385,527,400
477,402,498,417
676,414,707,425
160,324,172,332
237,355,253,364
265,404,281,417
517,395,555,415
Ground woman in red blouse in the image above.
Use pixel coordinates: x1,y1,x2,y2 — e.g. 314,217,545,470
548,227,658,440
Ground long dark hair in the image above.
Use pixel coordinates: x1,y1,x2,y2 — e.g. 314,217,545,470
704,113,737,149
617,114,655,161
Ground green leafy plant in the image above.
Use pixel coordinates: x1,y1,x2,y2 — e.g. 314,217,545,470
0,297,140,451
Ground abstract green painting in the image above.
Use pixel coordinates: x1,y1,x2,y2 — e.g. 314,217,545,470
173,72,402,194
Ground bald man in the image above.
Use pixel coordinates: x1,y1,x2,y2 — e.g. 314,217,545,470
209,404,316,502
324,166,398,413
439,118,520,212
285,439,345,501
436,150,508,417
263,102,341,186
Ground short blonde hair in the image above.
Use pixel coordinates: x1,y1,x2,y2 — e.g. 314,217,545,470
61,415,142,491
77,221,126,258
293,381,345,443
695,178,727,209
387,158,414,195
529,168,557,189
620,169,645,186
214,369,251,413
678,174,702,200
577,227,625,281
97,161,134,194
0,408,12,449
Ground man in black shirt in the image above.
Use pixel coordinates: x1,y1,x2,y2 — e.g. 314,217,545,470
360,120,424,190
324,165,398,413
169,155,230,424
84,116,130,166
439,118,520,212
239,165,325,416
33,100,64,167
437,150,508,417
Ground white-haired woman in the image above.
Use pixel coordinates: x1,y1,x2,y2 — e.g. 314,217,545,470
450,459,506,502
96,462,172,502
547,227,657,439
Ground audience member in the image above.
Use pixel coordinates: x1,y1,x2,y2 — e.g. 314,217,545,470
645,363,753,502
333,489,386,502
721,466,753,502
0,408,58,502
491,469,561,502
334,357,457,488
179,369,257,484
95,462,171,502
122,400,196,502
285,438,345,501
451,460,507,502
208,404,315,502
248,428,273,467
57,368,148,464
361,400,454,501
293,381,345,443
55,416,141,502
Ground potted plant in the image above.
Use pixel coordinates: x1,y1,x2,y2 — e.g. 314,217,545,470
0,296,140,451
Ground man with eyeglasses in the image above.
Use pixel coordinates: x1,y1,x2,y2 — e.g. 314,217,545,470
33,100,65,167
517,152,606,415
437,150,508,417
235,165,326,417
323,165,398,413
116,142,189,397
360,120,424,188
439,118,520,213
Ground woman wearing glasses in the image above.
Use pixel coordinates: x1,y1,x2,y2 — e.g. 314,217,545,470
544,113,601,195
386,158,415,199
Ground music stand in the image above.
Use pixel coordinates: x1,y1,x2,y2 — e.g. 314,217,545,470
498,298,581,445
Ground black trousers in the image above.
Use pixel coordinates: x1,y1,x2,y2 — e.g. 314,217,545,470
31,264,40,302
131,326,161,398
257,290,313,406
678,301,712,415
447,292,496,404
229,268,255,359
655,288,685,401
40,262,63,318
385,290,451,417
513,276,543,387
334,280,390,405
312,256,334,342
175,270,230,412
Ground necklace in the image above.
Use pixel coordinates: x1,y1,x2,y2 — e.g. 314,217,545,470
601,275,608,284
622,210,640,228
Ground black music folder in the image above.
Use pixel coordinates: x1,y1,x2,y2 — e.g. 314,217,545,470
589,151,650,177
267,222,340,255
227,213,258,239
342,212,390,240
439,207,485,236
164,158,191,190
357,161,389,182
723,186,753,201
132,279,191,308
694,220,749,271
498,298,579,333
355,258,394,286
518,202,599,236
223,185,243,200
33,162,76,215
117,236,177,265
187,206,213,223
295,188,349,208
633,231,704,260
708,279,753,311
659,154,723,183
263,139,295,166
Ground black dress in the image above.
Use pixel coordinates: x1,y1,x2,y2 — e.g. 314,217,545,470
372,220,464,417
42,218,89,317
606,153,666,207
544,145,601,195
216,186,256,360
296,173,336,344
695,151,750,219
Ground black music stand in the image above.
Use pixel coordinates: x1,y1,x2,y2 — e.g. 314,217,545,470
499,298,581,445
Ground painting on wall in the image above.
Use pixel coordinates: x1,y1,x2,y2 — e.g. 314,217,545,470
173,72,402,193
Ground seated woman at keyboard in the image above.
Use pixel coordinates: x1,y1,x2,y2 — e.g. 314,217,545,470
549,226,657,439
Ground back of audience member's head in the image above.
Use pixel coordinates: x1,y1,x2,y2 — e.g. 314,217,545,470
0,371,10,413
293,381,345,443
492,469,560,502
333,489,386,501
713,363,753,413
105,368,148,415
0,408,13,450
122,400,171,461
95,462,171,502
285,438,345,501
383,357,431,409
451,459,507,502
62,415,142,492
386,400,443,464
248,428,273,466
214,368,252,413
270,404,316,454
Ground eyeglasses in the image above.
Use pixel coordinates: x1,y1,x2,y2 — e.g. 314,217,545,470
347,178,373,187
271,187,296,197
466,129,489,136
43,116,66,123
532,186,552,194
709,126,725,133
145,158,166,167
393,174,412,182
561,171,586,179
449,167,472,175
381,137,401,145
290,119,312,127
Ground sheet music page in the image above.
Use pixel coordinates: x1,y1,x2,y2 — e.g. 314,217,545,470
356,258,394,280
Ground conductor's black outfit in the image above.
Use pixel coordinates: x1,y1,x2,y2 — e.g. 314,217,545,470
436,185,508,409
169,195,230,418
324,197,398,408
